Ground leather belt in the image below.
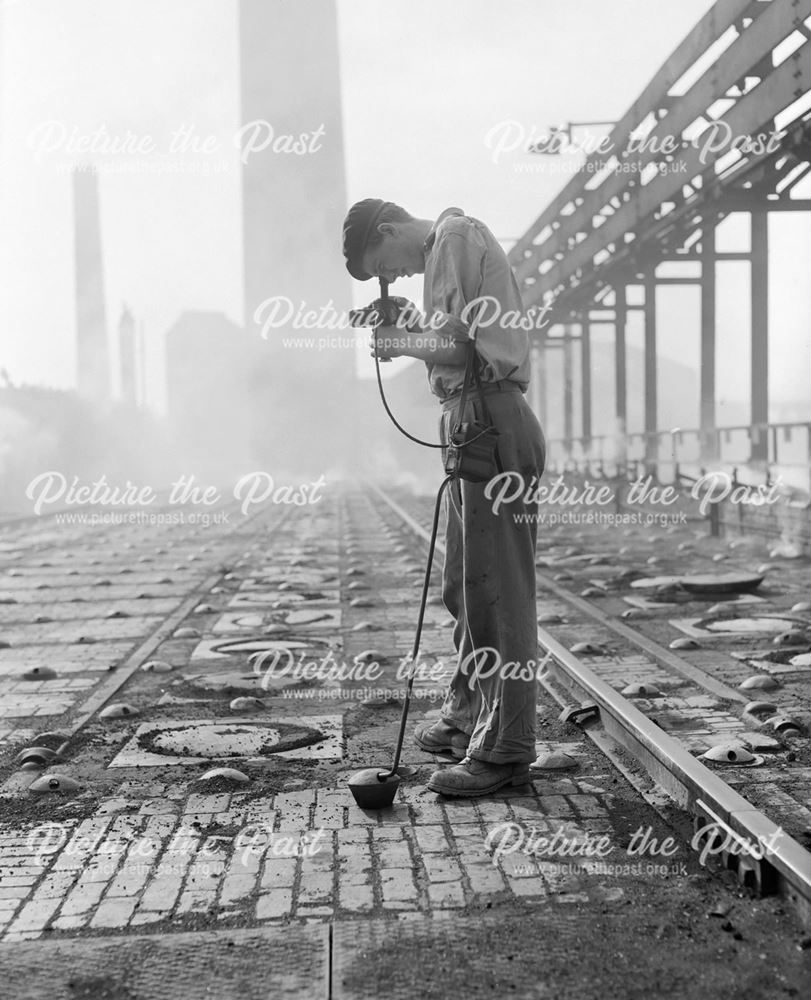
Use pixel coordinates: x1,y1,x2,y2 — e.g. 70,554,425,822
439,380,523,411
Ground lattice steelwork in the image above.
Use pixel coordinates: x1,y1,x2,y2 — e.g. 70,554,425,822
510,0,811,476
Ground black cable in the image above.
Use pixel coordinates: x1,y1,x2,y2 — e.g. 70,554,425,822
373,348,444,449
373,278,444,449
385,473,453,777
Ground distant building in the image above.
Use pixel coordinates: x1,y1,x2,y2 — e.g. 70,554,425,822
73,167,110,402
0,383,173,515
164,311,254,482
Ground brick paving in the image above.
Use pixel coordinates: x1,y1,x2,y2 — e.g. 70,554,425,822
0,485,807,958
394,486,811,844
0,769,628,940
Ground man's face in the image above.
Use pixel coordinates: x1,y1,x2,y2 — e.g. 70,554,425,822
360,224,421,283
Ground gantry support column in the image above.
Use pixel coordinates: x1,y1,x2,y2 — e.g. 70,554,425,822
563,323,573,457
531,332,547,433
580,316,592,454
701,219,718,462
614,285,628,469
750,210,769,465
644,271,658,467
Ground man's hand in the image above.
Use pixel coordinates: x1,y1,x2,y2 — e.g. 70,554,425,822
350,294,468,365
369,325,408,362
350,297,422,333
385,296,422,333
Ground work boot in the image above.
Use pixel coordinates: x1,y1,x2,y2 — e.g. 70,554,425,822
427,756,531,798
413,719,469,760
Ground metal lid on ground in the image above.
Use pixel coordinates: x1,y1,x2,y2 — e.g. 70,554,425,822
630,572,764,594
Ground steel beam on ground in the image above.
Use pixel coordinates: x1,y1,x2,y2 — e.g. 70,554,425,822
750,210,769,464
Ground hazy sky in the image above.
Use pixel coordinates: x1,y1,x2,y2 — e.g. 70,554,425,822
1,0,809,418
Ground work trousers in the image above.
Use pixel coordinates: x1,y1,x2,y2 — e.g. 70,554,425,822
437,384,546,764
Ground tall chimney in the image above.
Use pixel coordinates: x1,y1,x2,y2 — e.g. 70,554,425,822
118,303,137,405
238,0,356,472
73,167,110,401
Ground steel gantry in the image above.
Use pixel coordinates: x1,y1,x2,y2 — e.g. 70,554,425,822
511,0,811,481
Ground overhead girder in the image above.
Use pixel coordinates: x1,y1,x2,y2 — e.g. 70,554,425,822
510,0,811,316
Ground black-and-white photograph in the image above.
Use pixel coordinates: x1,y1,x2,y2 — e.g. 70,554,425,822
1,1,810,996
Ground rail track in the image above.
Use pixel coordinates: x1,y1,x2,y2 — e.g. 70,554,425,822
365,480,811,929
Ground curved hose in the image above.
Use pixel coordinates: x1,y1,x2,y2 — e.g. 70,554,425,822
384,472,453,778
373,278,444,449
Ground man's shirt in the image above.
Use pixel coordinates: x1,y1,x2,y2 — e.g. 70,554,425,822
422,207,530,399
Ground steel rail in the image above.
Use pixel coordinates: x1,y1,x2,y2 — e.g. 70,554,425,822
366,479,811,928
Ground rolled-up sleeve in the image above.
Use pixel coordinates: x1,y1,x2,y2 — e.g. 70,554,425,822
424,231,484,341
426,224,528,383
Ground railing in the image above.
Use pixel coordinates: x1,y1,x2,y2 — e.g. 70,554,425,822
545,421,811,494
541,421,811,545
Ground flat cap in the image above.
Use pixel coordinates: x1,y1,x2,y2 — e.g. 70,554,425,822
342,198,392,281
